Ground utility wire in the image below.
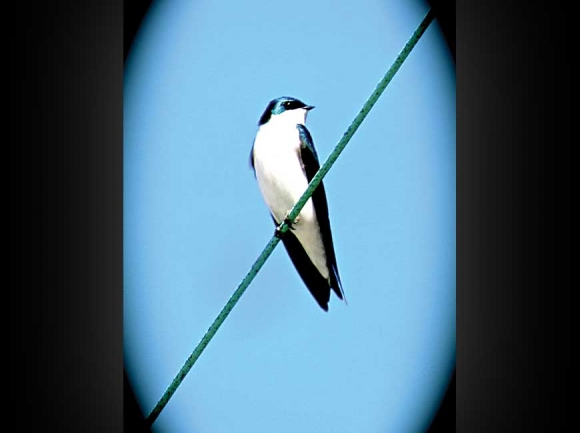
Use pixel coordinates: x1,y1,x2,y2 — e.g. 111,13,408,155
145,8,435,426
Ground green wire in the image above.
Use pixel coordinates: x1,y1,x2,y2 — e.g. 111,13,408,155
145,8,435,426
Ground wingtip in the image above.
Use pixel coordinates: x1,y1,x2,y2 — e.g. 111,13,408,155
314,297,329,312
315,297,329,312
330,264,346,303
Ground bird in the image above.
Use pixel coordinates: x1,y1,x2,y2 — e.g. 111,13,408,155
250,96,345,311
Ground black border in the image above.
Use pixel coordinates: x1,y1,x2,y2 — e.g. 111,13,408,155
456,0,570,431
124,0,153,61
124,2,154,430
10,0,124,431
426,2,455,430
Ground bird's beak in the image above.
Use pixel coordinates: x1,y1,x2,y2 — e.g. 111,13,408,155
304,105,315,111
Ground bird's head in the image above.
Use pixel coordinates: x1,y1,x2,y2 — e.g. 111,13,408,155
258,96,315,126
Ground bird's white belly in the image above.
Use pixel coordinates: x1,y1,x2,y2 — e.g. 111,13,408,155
253,127,329,279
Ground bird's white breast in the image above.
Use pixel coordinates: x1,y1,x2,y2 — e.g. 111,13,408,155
253,121,310,223
253,114,329,279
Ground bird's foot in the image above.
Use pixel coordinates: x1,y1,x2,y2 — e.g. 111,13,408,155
275,213,300,238
284,212,300,230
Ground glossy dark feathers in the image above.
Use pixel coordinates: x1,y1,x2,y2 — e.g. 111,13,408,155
290,124,344,308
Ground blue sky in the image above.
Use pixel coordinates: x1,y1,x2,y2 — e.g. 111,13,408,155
124,1,455,431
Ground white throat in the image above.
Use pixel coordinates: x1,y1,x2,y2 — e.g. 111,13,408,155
267,108,309,128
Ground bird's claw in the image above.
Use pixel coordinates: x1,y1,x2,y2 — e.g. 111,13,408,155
284,213,300,230
275,213,300,238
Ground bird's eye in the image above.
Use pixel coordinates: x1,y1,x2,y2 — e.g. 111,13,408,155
283,101,291,108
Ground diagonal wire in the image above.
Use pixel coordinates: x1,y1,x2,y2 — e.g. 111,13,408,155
145,8,435,426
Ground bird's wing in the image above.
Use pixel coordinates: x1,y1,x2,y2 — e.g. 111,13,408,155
295,124,344,300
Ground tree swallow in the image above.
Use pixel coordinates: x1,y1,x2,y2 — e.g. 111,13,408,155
250,96,345,311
